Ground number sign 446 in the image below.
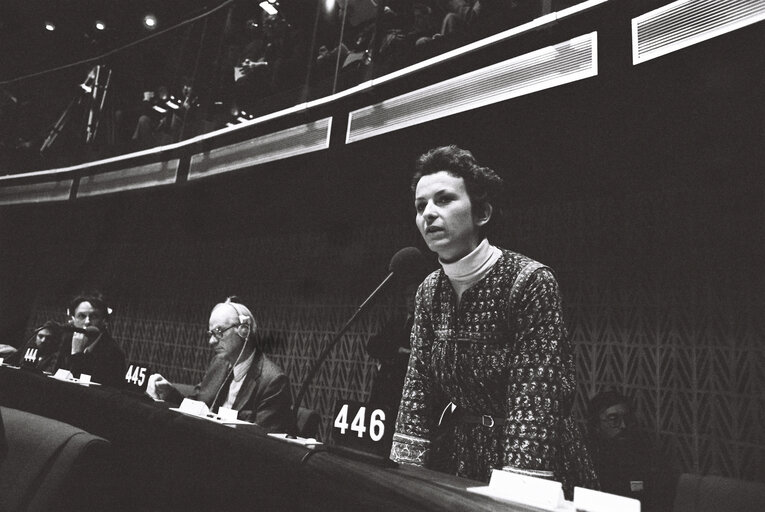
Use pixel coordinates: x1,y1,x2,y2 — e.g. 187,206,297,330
334,403,386,441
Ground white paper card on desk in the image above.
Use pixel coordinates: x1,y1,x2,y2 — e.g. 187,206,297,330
0,358,4,365
54,369,73,380
467,469,565,511
218,406,238,422
79,373,91,384
179,398,209,417
573,486,640,512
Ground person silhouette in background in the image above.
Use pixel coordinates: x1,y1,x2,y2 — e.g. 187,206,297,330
4,320,63,373
586,390,676,511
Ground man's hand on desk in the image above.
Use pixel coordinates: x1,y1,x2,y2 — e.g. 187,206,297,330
147,373,174,400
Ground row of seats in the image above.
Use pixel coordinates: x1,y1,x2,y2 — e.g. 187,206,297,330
0,406,115,511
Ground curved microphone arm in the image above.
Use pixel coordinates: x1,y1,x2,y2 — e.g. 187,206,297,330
293,272,396,413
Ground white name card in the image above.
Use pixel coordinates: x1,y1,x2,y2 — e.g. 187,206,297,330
467,469,564,511
179,398,209,417
79,373,92,384
218,406,239,422
54,369,73,380
0,358,4,366
574,486,641,512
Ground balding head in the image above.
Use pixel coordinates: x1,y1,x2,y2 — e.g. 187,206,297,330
207,299,257,365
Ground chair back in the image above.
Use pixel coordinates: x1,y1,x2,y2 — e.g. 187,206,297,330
0,406,112,512
673,473,765,512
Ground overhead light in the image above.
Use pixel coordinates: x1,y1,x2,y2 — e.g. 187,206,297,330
45,22,56,32
259,1,278,15
143,14,157,30
95,20,106,31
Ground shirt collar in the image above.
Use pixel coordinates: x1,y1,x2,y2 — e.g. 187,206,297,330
232,350,256,382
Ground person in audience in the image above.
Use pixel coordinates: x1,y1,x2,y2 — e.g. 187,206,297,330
586,390,675,511
131,89,162,148
4,320,63,372
391,145,598,498
54,293,127,388
148,297,294,433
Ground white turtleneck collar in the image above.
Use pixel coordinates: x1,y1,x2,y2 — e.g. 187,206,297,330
441,239,502,303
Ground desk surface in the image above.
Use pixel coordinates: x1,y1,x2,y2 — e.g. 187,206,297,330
0,365,541,511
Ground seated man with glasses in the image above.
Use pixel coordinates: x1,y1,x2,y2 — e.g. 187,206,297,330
586,390,675,511
147,298,294,433
54,293,127,388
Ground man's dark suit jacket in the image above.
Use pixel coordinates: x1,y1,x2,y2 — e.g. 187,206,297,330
55,331,127,389
166,351,295,433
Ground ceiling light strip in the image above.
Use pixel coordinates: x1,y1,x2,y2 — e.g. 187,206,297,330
188,117,332,180
346,32,597,144
632,0,765,64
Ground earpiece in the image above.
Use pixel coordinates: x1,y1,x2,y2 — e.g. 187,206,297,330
223,299,255,334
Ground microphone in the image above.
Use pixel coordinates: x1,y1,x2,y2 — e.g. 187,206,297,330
388,246,429,284
293,247,426,413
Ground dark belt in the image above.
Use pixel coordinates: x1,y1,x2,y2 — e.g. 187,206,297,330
460,414,508,428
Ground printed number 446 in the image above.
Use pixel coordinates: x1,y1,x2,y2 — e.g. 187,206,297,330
334,404,386,441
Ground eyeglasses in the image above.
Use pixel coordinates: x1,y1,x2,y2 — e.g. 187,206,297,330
600,412,629,428
205,323,239,339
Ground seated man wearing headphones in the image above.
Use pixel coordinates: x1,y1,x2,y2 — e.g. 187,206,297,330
55,293,127,388
148,298,295,433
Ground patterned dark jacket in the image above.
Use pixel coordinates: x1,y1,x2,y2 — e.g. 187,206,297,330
391,249,598,497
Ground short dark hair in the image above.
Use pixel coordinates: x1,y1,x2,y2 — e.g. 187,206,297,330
68,293,111,319
411,145,505,239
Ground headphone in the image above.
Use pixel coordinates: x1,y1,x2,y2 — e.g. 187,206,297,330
67,295,113,322
222,298,255,339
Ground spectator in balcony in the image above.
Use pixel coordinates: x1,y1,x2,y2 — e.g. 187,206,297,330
233,19,273,112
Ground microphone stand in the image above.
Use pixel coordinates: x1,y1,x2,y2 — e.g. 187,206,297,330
293,272,395,414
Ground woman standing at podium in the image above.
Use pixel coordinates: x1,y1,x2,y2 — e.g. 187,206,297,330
391,146,598,498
